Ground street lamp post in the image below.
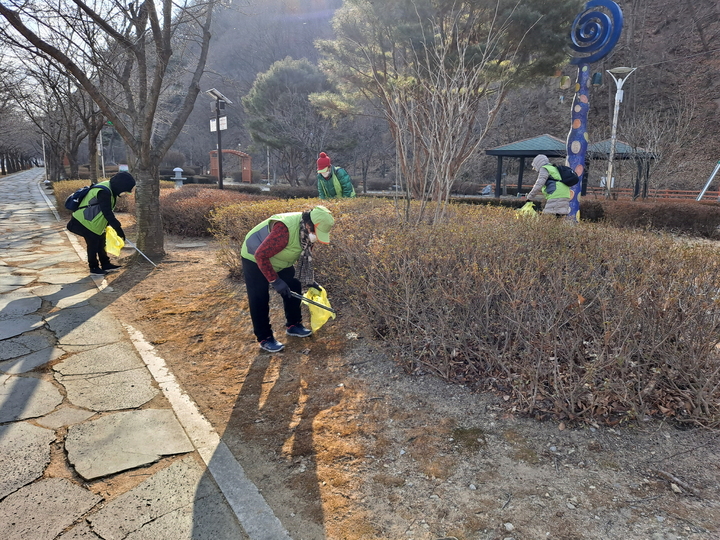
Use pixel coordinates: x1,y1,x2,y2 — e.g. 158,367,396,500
605,66,636,199
205,88,232,190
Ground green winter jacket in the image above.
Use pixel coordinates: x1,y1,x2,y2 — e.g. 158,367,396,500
317,166,355,199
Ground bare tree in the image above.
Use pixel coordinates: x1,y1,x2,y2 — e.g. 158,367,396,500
384,18,512,223
2,58,99,181
0,105,37,174
318,0,579,224
0,0,216,256
622,96,698,193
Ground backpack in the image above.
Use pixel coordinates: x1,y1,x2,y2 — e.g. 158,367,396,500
552,165,580,187
65,184,111,211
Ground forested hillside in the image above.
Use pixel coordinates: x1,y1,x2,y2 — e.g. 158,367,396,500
172,0,720,192
475,0,720,190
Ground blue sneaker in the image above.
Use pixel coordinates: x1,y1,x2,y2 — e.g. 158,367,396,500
259,338,284,353
286,324,312,338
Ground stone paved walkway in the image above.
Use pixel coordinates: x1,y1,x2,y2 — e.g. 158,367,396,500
0,169,290,540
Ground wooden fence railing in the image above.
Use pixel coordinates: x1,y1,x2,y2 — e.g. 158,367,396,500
583,187,719,201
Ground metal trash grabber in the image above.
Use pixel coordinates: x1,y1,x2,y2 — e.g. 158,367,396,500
290,291,336,314
124,239,157,267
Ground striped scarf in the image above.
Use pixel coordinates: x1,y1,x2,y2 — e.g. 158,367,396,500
296,224,314,285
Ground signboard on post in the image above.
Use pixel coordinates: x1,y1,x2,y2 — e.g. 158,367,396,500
205,89,232,190
210,117,228,132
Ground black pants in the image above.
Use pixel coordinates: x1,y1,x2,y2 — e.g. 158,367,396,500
242,257,302,342
67,218,110,270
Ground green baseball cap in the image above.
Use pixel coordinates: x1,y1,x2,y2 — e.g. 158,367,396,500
310,205,334,244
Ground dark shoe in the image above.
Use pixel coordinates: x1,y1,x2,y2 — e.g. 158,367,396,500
286,324,312,338
259,338,284,353
90,268,107,275
102,263,122,271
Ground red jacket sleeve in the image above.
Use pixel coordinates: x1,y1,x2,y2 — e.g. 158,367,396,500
254,222,289,282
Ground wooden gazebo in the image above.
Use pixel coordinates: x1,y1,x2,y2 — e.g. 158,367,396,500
484,134,653,197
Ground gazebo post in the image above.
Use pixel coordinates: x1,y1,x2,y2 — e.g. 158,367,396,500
517,157,525,194
495,156,503,198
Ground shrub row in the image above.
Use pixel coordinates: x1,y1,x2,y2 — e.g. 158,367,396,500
53,180,267,236
597,200,720,238
466,198,720,238
212,199,720,427
53,178,720,426
52,178,174,215
55,177,720,239
129,186,269,237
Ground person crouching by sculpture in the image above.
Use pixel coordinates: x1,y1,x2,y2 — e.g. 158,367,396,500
525,154,571,218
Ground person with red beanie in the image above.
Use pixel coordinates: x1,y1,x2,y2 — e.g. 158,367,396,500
316,152,355,199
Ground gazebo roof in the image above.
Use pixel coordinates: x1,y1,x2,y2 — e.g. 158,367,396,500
485,134,650,159
485,134,566,157
588,139,651,157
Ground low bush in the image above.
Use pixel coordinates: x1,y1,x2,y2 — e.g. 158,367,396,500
53,178,171,214
213,199,720,427
464,197,720,238
366,178,393,190
226,184,265,195
600,200,720,238
269,184,319,199
56,180,271,236
453,181,484,195
52,179,86,213
189,176,218,185
154,188,267,236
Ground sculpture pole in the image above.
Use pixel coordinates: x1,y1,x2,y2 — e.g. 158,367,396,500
566,0,624,221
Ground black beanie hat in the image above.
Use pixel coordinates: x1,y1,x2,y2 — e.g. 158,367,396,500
110,172,136,196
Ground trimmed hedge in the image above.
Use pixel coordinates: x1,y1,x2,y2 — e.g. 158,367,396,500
213,199,720,427
465,198,720,238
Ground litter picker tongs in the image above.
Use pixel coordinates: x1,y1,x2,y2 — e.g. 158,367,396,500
290,291,336,314
124,239,157,267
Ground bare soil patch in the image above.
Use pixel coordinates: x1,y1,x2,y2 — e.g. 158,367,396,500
99,231,720,540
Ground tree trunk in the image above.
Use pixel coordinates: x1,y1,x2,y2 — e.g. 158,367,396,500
67,155,79,179
133,166,165,259
87,114,103,183
88,140,98,183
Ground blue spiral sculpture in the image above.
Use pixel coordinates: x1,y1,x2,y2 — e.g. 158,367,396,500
570,0,623,65
565,0,623,221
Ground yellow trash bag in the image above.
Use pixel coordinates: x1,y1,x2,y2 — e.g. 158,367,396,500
304,286,336,333
105,226,125,257
515,201,539,219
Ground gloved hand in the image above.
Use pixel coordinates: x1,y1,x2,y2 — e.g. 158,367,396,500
270,278,291,298
113,225,126,240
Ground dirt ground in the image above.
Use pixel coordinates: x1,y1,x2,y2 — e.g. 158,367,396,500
99,228,720,540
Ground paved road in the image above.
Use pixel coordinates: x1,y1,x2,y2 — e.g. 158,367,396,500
0,169,290,540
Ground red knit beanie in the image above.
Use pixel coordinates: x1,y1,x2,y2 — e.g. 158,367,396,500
317,152,331,171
